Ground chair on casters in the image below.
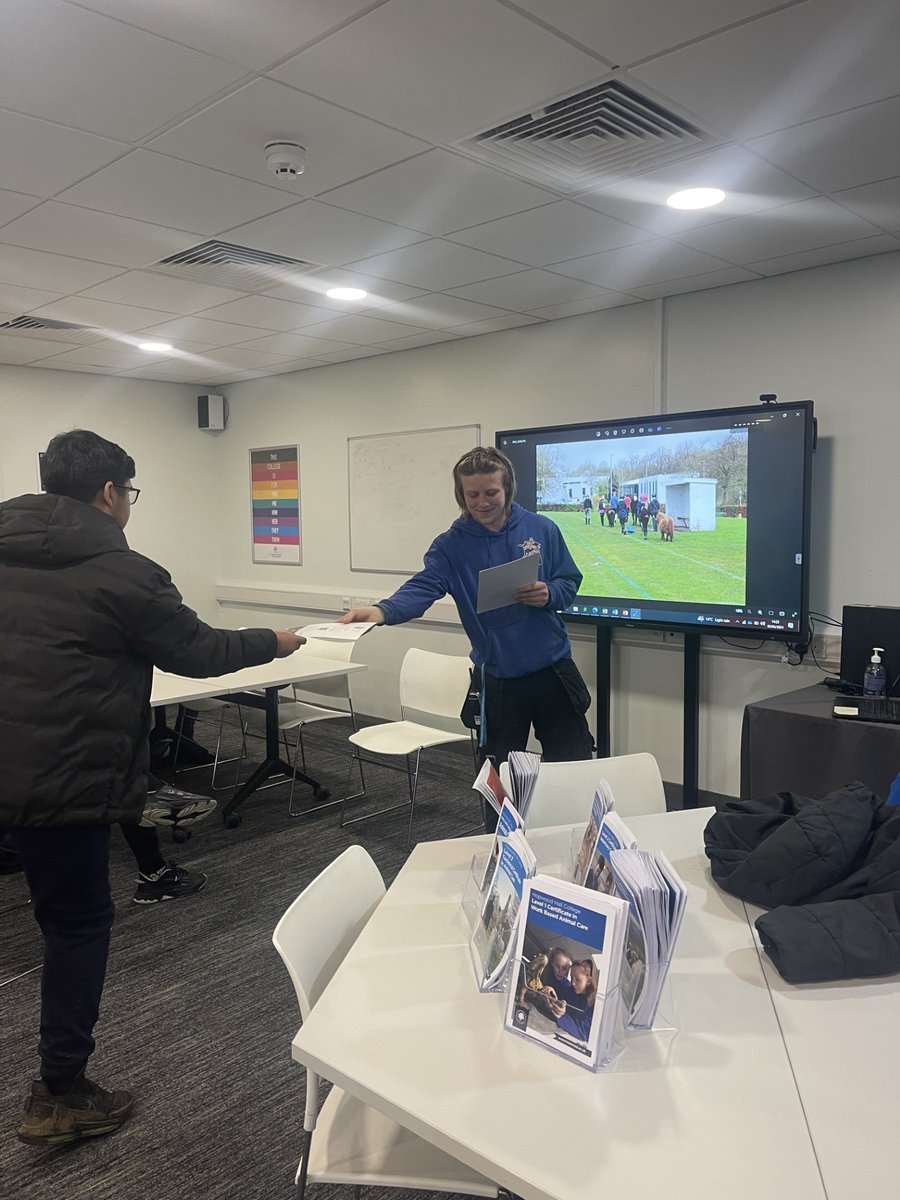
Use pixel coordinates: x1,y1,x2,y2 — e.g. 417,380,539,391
340,647,476,849
500,752,666,828
235,637,363,816
272,845,499,1200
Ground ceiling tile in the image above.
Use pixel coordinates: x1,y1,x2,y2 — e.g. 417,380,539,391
0,110,128,197
627,265,761,299
448,200,652,266
58,151,297,236
446,313,545,336
346,240,525,292
321,149,559,235
272,0,604,143
833,179,900,234
34,359,113,374
0,203,197,267
0,245,123,292
0,281,65,311
200,294,336,331
510,0,785,67
230,331,359,357
0,333,80,363
366,293,514,329
673,197,882,264
32,344,169,369
261,272,424,311
70,0,378,71
135,315,266,346
548,240,731,289
195,346,299,369
0,190,41,226
224,200,427,268
632,0,900,140
747,96,900,195
526,294,639,320
575,145,815,236
298,314,428,345
148,78,428,198
376,330,462,351
1,0,246,141
314,345,392,363
29,296,180,333
78,271,246,314
746,235,900,277
447,268,615,310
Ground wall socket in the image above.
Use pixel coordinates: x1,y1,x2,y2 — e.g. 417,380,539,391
341,596,351,611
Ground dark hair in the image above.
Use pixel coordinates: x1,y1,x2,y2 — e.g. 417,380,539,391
452,445,517,513
41,430,135,503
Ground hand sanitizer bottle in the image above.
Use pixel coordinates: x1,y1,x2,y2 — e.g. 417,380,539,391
863,646,887,697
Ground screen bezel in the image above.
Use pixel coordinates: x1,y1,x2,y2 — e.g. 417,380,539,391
496,400,815,643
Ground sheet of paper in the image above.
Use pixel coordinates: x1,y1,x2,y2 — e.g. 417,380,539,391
476,554,540,613
296,621,376,641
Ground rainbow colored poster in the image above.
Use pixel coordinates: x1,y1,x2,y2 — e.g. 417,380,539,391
250,446,301,564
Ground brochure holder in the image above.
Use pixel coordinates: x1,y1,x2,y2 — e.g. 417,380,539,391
462,853,515,994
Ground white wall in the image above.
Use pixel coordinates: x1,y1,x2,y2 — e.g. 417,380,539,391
0,365,222,622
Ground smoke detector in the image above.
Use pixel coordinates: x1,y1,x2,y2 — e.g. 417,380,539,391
265,141,306,178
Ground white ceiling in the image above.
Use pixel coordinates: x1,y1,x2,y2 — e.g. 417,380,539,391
1,0,898,384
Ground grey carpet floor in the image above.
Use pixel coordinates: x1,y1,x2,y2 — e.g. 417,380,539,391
1,716,485,1200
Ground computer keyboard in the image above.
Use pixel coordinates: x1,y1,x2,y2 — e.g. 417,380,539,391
833,696,900,724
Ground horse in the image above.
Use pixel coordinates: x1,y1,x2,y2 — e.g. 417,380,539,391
658,513,675,542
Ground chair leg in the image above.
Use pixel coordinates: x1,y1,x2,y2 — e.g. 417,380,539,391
405,749,422,851
295,1127,313,1200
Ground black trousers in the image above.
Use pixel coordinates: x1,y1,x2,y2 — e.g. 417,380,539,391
10,825,114,1086
482,658,594,831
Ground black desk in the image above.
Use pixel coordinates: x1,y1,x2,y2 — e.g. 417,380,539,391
741,683,900,801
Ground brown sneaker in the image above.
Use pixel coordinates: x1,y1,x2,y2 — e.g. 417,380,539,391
17,1078,134,1147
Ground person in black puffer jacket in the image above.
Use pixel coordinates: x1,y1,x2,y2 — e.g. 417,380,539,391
0,429,305,1148
704,781,900,985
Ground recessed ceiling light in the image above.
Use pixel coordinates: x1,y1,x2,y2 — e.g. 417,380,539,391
326,286,367,301
666,187,726,210
138,341,172,352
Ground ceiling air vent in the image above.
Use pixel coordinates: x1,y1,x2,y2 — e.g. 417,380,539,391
0,316,99,343
456,81,712,192
154,239,319,292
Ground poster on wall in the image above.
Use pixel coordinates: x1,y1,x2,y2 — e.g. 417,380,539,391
250,445,301,565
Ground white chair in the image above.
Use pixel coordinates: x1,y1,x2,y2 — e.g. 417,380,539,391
341,647,476,849
272,846,498,1200
236,637,362,815
172,698,244,791
500,752,666,829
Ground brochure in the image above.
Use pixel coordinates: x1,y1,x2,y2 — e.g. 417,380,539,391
609,848,687,1028
472,758,509,816
506,750,541,821
477,799,524,897
572,805,637,891
505,874,628,1069
569,783,615,885
469,828,536,992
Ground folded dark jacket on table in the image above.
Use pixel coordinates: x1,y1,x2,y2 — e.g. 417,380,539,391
704,782,900,983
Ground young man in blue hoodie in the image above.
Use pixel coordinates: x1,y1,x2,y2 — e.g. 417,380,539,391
341,446,593,825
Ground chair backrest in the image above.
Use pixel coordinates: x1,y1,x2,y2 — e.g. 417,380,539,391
290,637,356,703
500,753,666,829
272,845,385,1021
398,647,472,732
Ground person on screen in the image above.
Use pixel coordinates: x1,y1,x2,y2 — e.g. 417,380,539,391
0,429,305,1148
638,496,651,540
617,495,629,534
339,446,593,831
582,495,592,525
649,495,660,532
607,489,618,527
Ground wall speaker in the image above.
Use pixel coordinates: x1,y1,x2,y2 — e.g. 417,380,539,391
198,394,225,431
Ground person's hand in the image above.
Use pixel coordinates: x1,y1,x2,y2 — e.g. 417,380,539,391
274,630,306,657
338,605,385,625
548,997,566,1018
513,581,549,607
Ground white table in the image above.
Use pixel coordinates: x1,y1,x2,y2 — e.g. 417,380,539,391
150,654,366,825
290,808,837,1200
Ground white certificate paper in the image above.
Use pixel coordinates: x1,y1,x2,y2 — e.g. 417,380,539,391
476,554,540,613
296,622,375,641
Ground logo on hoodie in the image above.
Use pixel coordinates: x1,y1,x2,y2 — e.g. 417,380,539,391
519,537,541,557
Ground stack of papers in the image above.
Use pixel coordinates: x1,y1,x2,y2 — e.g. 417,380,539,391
506,750,541,821
609,849,687,1029
469,820,536,992
471,759,509,816
504,874,628,1069
571,788,637,891
295,622,376,641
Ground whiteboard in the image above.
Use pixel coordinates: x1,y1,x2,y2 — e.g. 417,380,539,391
349,424,480,574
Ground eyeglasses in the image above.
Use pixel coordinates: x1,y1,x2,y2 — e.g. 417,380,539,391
113,484,141,505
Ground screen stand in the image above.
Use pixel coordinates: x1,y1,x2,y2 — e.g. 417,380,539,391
593,625,700,808
682,632,700,808
595,624,612,758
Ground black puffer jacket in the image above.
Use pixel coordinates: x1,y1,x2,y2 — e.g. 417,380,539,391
0,493,276,827
704,783,900,983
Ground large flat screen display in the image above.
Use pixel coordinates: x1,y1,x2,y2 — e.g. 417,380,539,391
497,401,815,640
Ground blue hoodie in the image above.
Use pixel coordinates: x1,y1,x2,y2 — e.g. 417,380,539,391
378,503,581,679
